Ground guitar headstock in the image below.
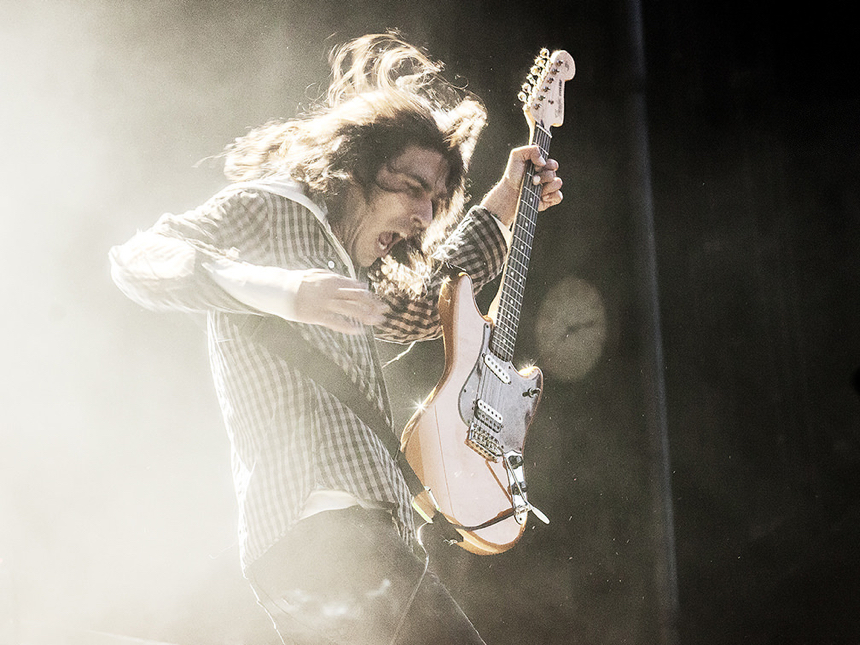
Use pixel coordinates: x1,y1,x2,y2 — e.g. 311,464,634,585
518,49,575,131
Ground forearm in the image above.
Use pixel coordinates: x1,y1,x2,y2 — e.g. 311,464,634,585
110,189,292,316
109,230,256,315
434,206,510,286
205,258,315,320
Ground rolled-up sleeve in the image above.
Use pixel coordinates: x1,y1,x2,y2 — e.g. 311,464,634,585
372,206,509,343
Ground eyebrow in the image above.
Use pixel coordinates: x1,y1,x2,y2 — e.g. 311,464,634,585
385,159,451,201
397,168,446,199
408,172,434,192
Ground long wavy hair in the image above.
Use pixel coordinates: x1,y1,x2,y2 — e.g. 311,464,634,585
222,33,487,292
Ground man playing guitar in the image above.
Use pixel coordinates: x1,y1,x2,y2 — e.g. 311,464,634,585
110,33,565,645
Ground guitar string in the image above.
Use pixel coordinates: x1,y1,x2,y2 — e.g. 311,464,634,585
494,127,550,359
477,124,551,468
493,185,541,356
490,124,551,362
490,125,550,362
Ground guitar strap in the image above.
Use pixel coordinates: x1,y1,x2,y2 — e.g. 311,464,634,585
244,313,468,544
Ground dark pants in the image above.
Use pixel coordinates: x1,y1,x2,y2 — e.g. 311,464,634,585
247,506,486,645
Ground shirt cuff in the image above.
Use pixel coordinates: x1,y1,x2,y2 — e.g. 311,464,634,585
490,212,514,246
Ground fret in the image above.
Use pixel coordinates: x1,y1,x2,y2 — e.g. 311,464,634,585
489,123,552,361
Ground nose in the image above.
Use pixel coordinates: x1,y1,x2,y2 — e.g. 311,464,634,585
412,196,433,230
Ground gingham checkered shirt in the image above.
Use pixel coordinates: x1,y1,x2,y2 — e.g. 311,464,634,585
110,185,508,569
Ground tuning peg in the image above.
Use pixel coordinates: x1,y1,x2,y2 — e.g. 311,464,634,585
517,91,528,104
539,48,550,59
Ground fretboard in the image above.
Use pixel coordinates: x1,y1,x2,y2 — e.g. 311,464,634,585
489,124,552,362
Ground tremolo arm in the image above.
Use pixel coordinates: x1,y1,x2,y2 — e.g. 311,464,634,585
460,333,549,526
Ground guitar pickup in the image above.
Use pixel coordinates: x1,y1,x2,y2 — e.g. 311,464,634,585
467,401,504,461
483,352,511,384
476,399,503,426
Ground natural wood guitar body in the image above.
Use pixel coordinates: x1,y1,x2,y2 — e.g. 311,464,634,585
401,274,542,555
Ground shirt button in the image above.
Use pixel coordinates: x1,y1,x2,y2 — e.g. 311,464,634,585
327,260,336,269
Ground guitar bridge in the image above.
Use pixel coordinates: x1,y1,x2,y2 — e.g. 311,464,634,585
466,420,502,461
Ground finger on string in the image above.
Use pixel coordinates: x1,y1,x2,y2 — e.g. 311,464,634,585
533,170,556,185
515,145,545,170
532,161,560,184
538,190,563,211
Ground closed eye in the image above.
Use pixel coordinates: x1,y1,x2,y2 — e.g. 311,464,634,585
378,173,440,218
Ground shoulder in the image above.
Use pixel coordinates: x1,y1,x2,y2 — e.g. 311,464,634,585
205,181,324,226
224,179,327,218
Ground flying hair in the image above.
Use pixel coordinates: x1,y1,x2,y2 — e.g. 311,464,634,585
223,33,488,292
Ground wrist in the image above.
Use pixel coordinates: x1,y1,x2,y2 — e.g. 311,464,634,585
480,180,520,227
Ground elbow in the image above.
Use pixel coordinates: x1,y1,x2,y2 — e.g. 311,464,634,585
107,237,195,312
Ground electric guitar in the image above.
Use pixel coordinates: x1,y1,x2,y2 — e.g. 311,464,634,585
400,49,575,555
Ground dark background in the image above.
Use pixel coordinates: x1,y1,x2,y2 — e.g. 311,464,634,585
1,1,858,644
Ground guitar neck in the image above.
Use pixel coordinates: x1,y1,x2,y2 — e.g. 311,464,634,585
489,124,552,362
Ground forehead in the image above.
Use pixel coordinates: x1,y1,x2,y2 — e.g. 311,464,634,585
386,145,451,194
